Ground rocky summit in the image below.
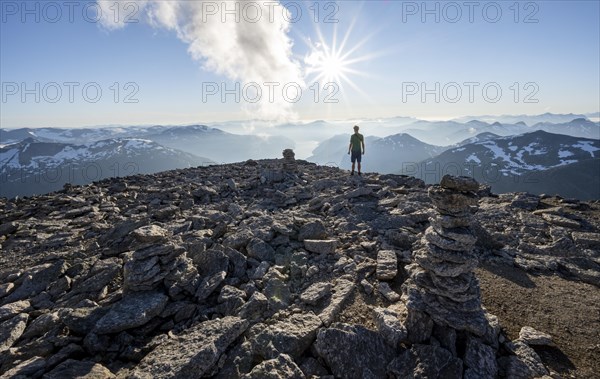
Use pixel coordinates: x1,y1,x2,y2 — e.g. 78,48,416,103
1,155,599,378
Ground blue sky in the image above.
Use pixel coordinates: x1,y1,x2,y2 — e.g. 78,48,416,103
1,0,599,128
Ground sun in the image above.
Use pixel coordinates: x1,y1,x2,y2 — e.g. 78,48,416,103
305,43,352,84
321,53,344,80
302,16,379,99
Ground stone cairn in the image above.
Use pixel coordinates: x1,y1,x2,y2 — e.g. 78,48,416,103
404,174,485,336
397,175,551,378
405,175,487,335
398,175,501,378
282,149,297,172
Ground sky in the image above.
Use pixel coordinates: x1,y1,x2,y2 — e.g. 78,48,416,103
1,0,599,128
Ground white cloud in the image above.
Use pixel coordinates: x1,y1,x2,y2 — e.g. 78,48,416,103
97,0,304,121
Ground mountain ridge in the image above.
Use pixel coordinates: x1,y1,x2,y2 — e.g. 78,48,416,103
0,137,213,198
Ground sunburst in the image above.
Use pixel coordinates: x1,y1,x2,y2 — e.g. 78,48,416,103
302,10,381,101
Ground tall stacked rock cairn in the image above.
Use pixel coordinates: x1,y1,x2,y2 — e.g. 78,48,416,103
282,149,297,172
397,175,549,378
404,175,485,336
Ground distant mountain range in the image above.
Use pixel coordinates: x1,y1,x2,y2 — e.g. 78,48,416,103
0,125,294,164
0,138,213,198
400,118,599,145
145,125,294,163
451,112,591,125
1,113,598,199
408,131,600,199
308,129,599,199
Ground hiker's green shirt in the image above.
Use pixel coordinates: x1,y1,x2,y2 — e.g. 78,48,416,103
350,133,364,152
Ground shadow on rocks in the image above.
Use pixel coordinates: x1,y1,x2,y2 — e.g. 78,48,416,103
533,345,577,376
480,262,536,289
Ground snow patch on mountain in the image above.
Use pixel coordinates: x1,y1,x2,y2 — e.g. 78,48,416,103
477,136,594,176
573,141,600,157
558,150,574,158
124,139,155,149
0,148,20,169
466,153,481,164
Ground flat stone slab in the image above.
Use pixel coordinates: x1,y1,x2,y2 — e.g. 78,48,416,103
242,354,303,379
248,312,323,359
0,313,28,353
440,175,479,192
378,282,401,302
304,240,337,254
345,186,373,199
44,359,115,379
0,300,30,322
300,282,332,305
571,232,600,247
314,323,395,379
131,225,168,243
131,316,249,379
319,279,355,326
542,213,580,229
519,326,553,346
95,291,168,334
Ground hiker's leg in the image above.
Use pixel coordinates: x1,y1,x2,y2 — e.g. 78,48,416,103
351,162,355,172
358,162,361,174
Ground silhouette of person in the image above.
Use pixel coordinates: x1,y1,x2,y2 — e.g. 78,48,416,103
347,125,365,176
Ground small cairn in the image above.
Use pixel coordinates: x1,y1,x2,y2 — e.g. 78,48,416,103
282,149,297,172
404,175,485,336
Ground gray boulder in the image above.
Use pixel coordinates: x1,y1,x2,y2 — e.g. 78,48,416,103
374,307,407,347
0,313,28,353
314,323,395,379
246,238,276,262
241,354,303,379
463,336,498,378
248,312,322,359
518,326,553,346
95,291,168,334
304,239,337,254
0,300,30,322
131,316,249,378
196,271,227,301
5,261,68,302
300,282,332,305
44,359,115,378
388,344,463,379
298,220,327,241
498,340,548,378
59,306,110,335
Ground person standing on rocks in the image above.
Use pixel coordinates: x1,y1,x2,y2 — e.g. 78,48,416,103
348,125,365,176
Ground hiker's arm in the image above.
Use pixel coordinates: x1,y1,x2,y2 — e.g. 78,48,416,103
362,140,365,154
348,142,352,154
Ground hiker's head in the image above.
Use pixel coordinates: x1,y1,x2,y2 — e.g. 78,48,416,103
353,125,359,133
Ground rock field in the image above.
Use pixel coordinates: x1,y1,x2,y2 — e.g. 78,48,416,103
1,155,599,378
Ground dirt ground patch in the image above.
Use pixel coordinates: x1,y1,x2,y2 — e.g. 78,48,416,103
477,262,600,379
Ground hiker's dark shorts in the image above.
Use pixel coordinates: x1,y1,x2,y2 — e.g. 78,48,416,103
351,151,362,164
